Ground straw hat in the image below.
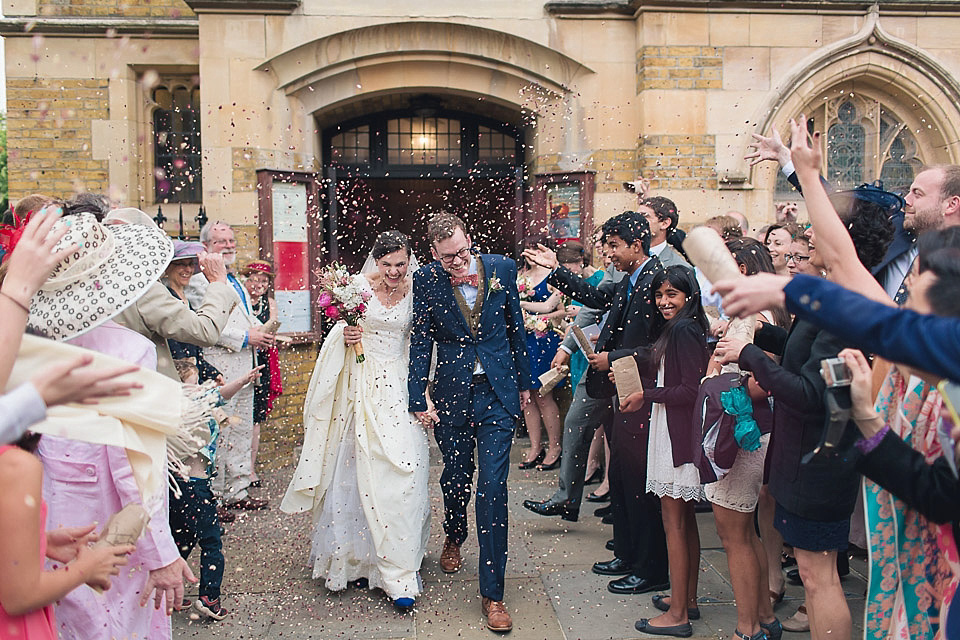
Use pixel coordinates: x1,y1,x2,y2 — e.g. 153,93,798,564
27,212,174,341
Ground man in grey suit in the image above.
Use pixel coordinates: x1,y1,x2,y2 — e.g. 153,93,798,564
638,196,690,269
522,261,625,521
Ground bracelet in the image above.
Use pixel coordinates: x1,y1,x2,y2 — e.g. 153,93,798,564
0,290,30,314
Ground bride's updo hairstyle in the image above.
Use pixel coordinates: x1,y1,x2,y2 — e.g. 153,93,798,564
372,230,412,261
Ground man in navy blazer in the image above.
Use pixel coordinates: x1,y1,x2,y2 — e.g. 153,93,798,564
408,212,531,633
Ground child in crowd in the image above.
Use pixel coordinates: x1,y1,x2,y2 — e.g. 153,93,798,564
169,358,262,621
0,432,134,639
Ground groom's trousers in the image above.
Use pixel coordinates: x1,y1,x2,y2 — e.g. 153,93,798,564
433,374,514,602
550,377,613,509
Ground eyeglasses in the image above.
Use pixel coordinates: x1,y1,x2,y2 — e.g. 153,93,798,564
437,246,471,265
784,254,811,263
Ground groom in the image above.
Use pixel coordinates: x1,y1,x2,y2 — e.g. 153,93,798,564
409,212,532,633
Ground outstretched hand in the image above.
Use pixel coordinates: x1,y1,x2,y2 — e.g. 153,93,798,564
31,355,142,407
712,273,790,319
521,244,558,270
1,205,76,306
745,129,790,168
788,115,822,177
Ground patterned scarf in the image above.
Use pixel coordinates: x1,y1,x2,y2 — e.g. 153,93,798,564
865,369,959,639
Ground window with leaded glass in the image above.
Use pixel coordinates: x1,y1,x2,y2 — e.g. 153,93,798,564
775,92,924,201
476,125,517,165
330,125,370,164
152,84,202,203
386,117,462,166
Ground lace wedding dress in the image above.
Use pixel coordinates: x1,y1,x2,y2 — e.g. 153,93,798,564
281,275,430,600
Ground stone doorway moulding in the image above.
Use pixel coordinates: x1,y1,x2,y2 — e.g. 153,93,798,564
733,4,960,187
256,20,592,119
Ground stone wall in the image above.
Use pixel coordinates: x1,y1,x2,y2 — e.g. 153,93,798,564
36,0,192,17
6,77,110,197
637,46,722,92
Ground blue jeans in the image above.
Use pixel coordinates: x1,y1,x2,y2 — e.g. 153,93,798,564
169,477,224,600
433,377,514,601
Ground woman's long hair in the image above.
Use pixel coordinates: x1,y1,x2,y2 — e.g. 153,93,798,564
648,265,710,365
726,237,792,328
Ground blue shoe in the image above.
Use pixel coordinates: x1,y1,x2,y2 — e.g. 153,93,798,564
394,597,415,612
760,618,783,640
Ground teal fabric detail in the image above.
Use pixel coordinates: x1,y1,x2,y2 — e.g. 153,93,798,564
721,385,761,452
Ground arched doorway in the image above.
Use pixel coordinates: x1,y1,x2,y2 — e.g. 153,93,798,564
321,98,526,271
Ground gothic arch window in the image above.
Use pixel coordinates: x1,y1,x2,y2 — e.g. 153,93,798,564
151,82,202,203
775,92,924,199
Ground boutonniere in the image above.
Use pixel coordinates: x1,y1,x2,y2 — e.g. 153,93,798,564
488,275,503,293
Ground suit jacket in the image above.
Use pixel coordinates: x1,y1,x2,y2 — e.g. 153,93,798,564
547,257,663,399
740,319,860,521
785,274,960,382
114,280,236,380
654,244,690,269
408,254,532,425
634,318,709,466
558,265,626,355
185,272,261,355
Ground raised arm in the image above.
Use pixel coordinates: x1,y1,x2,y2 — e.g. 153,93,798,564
788,116,890,303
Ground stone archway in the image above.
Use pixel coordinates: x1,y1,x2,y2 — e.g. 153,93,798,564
257,21,592,117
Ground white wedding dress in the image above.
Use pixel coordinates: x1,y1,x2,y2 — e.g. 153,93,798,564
281,275,430,600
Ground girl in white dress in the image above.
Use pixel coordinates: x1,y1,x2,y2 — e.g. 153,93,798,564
281,231,432,611
619,265,710,636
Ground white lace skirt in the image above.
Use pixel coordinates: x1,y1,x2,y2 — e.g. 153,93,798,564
705,433,770,513
645,367,705,502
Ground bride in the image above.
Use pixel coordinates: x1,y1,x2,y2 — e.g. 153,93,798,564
281,230,431,611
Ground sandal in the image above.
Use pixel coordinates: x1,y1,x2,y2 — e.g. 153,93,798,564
769,586,785,605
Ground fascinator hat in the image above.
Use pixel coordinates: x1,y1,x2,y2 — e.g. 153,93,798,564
26,211,174,341
828,180,904,217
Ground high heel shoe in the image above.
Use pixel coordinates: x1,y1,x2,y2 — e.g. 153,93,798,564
537,454,561,471
584,466,603,485
518,449,545,470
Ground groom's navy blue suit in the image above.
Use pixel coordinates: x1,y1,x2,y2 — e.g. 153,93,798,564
409,252,531,602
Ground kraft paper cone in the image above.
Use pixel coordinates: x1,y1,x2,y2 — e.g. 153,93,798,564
90,504,150,593
682,227,755,373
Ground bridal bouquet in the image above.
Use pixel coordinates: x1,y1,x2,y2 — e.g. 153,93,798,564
316,262,372,363
517,275,535,301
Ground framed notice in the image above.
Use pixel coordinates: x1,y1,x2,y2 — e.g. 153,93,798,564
257,169,324,341
532,172,595,246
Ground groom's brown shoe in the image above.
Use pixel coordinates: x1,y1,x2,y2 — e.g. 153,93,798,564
440,537,462,573
481,597,513,632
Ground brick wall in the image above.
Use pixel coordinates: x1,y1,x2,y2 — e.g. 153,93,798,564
638,134,717,191
637,46,722,91
36,0,193,18
6,77,109,198
588,149,637,192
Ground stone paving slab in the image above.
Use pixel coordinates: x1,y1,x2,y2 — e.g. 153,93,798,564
173,436,876,639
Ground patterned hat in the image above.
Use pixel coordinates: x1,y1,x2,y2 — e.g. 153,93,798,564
27,213,174,341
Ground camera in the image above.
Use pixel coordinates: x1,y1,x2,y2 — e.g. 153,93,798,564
820,358,852,388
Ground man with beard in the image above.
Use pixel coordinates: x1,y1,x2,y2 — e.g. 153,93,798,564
187,221,274,510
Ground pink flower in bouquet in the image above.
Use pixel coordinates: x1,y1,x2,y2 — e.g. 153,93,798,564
324,305,341,320
317,291,333,308
355,303,366,314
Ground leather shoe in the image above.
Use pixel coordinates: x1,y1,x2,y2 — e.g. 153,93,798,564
634,618,693,638
605,539,615,551
594,505,612,518
522,498,579,522
481,597,513,632
652,594,700,620
592,557,632,576
216,506,236,523
602,513,614,525
518,448,545,470
440,537,461,573
608,574,670,595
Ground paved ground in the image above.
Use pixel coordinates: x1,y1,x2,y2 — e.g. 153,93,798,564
173,438,866,640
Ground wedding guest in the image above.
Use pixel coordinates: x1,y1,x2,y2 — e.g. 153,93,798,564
517,236,565,471
763,224,796,277
187,221,273,511
621,265,708,638
0,433,133,640
240,260,283,487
